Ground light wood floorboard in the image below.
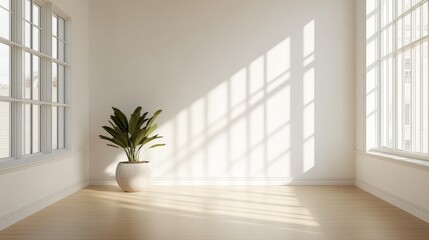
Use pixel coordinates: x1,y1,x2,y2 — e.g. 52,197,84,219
1,185,429,240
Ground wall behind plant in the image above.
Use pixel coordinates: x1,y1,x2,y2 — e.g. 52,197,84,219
89,0,355,185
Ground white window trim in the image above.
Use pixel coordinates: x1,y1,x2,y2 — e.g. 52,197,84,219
0,0,71,165
364,0,429,161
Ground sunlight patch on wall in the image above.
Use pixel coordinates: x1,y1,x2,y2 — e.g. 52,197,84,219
365,0,379,150
149,37,295,181
303,20,315,173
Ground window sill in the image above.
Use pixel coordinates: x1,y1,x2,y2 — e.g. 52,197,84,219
0,150,83,175
356,150,429,172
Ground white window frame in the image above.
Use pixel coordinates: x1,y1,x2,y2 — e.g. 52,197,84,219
0,0,71,164
365,0,429,161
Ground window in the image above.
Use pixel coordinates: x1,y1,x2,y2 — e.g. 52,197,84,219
0,0,70,162
0,0,12,159
366,0,428,157
52,13,67,150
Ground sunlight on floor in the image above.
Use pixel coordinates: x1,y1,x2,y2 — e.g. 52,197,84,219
91,186,321,231
2,185,429,240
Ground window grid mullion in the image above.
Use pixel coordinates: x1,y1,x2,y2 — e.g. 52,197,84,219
24,20,41,30
13,0,23,159
43,2,53,153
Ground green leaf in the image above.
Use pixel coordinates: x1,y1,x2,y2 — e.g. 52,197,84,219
146,110,162,128
138,112,149,128
141,134,162,145
110,115,127,132
100,107,165,156
107,144,120,149
149,144,165,149
145,124,158,138
99,135,126,149
129,106,142,134
135,129,148,146
112,107,129,132
108,120,117,128
102,126,119,138
131,117,148,141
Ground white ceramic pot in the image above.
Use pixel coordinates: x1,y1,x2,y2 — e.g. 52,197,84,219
115,161,152,192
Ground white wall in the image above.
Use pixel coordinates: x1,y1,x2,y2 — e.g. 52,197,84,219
356,153,429,222
355,0,429,223
89,0,356,185
0,0,90,230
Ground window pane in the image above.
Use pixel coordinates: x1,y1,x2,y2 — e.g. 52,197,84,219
413,45,421,152
23,103,31,155
52,106,57,149
381,0,394,28
397,52,403,150
397,17,403,49
33,3,40,27
32,55,39,100
381,0,387,28
24,0,31,21
0,101,10,158
423,40,428,153
58,107,65,149
24,52,31,99
387,0,393,23
52,14,57,37
412,6,421,42
52,63,57,102
403,50,412,151
397,0,403,17
423,2,428,37
52,38,57,59
0,0,10,9
25,22,31,48
0,8,10,40
58,64,65,103
32,27,40,51
414,0,423,6
404,13,412,46
52,106,65,150
59,17,65,41
404,0,412,12
23,104,41,155
59,41,65,61
32,104,40,153
0,43,10,97
381,57,394,148
381,26,394,57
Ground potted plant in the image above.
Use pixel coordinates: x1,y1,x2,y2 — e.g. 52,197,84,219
99,106,165,192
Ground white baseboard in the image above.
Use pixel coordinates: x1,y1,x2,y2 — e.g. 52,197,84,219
90,177,117,185
355,179,429,223
0,179,89,231
90,177,354,186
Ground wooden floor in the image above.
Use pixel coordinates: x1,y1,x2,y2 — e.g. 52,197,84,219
1,186,429,240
